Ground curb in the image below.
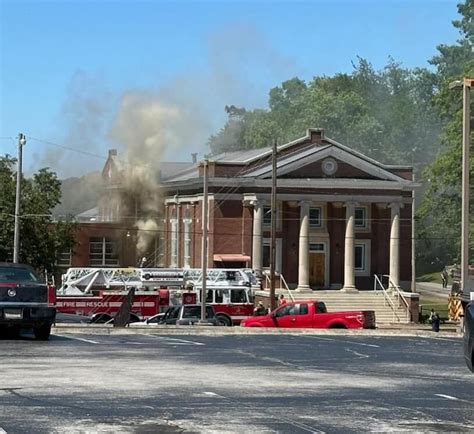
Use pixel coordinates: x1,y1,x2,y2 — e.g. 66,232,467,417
52,324,462,338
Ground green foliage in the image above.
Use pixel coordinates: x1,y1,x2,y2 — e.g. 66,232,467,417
0,155,76,273
209,58,443,173
207,1,473,276
417,0,474,273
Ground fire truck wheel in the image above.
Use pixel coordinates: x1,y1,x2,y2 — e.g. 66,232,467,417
216,315,232,327
34,324,51,341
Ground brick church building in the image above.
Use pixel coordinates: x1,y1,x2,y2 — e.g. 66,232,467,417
68,128,416,291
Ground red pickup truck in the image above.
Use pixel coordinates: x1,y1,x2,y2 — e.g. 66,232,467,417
241,300,376,329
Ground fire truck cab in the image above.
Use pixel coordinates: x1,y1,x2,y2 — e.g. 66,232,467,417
193,285,254,326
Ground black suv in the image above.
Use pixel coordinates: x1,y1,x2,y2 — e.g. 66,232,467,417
463,301,473,372
0,263,56,340
160,304,217,325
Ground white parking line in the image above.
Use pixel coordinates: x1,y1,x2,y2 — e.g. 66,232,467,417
57,335,100,344
345,348,370,358
144,336,205,346
202,391,226,398
307,336,380,348
435,394,459,401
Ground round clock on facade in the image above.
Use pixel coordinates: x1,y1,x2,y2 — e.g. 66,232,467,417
322,158,337,175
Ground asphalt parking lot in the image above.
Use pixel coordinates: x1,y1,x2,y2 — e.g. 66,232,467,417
0,330,473,433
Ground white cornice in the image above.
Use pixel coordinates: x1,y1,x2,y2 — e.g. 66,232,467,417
243,193,412,204
247,145,409,183
163,176,417,190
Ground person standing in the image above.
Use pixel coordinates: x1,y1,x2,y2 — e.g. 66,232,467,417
429,309,440,332
253,301,267,316
278,294,287,306
441,269,449,288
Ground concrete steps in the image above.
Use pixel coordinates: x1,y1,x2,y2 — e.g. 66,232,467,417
256,290,411,324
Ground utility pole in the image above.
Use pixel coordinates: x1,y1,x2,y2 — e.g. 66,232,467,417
200,160,209,322
411,172,416,292
13,133,26,263
269,139,277,311
460,79,471,296
449,78,472,295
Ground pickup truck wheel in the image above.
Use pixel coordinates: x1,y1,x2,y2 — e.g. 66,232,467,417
34,324,51,341
216,315,232,327
329,323,347,329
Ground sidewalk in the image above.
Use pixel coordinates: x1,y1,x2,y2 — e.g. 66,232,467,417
415,281,450,299
53,321,462,337
377,321,459,333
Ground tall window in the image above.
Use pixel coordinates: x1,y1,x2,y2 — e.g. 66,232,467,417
354,244,366,271
309,207,322,228
262,238,282,272
183,209,192,268
170,206,178,267
263,204,281,230
263,206,272,226
89,237,119,266
355,207,368,229
354,240,370,275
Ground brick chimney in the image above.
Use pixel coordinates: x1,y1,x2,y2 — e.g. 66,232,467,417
309,129,324,144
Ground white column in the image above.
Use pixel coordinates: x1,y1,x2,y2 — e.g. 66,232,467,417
341,202,357,292
389,202,402,289
297,201,310,291
183,220,191,268
252,201,263,274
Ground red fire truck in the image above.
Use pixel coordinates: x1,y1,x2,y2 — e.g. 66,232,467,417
56,290,170,323
191,286,254,326
56,267,255,324
56,268,179,323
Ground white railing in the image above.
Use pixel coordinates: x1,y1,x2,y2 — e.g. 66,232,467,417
262,270,294,302
373,274,401,323
385,275,411,323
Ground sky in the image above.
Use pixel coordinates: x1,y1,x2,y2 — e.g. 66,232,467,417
0,0,461,178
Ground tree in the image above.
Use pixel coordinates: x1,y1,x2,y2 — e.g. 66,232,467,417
208,58,442,173
417,0,474,272
0,155,76,273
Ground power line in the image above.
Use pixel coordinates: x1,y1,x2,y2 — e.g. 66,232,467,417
28,136,157,171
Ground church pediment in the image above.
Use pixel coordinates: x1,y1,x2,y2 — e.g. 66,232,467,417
245,144,408,182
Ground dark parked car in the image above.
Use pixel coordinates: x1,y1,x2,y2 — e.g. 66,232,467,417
0,263,56,340
463,301,473,372
160,304,217,326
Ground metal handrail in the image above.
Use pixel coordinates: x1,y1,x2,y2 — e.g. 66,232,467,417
382,274,410,322
279,273,295,302
262,270,295,302
374,274,401,322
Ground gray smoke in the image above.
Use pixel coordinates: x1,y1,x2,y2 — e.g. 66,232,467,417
36,70,115,177
41,24,293,250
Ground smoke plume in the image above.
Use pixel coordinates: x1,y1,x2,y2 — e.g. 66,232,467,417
135,219,159,257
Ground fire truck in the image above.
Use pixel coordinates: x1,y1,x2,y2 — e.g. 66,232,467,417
57,267,255,325
183,268,255,325
57,268,181,323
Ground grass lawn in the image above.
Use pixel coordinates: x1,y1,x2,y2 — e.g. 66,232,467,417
416,271,442,284
418,296,449,322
